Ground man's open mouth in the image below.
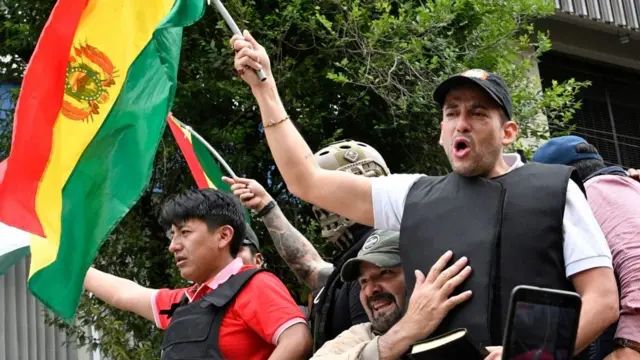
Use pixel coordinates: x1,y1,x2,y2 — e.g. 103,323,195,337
453,137,471,157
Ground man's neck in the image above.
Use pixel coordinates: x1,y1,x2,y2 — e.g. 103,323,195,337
197,255,235,287
488,154,513,178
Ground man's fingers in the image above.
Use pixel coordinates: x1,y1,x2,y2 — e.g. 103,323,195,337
235,47,260,63
441,265,472,295
235,56,262,72
446,290,473,309
221,176,235,185
232,38,252,52
239,192,254,201
232,177,251,184
245,197,262,209
243,30,261,50
414,270,425,288
230,34,244,46
234,188,252,196
434,256,468,287
230,183,249,192
426,250,453,283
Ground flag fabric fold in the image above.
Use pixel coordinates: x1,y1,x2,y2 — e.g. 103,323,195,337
0,0,205,320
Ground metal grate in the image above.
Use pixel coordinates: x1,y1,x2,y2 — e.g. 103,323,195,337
538,52,640,169
556,0,640,30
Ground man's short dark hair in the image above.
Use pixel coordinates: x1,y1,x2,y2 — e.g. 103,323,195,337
568,158,606,183
159,189,247,257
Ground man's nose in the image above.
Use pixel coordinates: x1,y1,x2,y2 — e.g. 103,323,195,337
455,113,472,133
364,281,382,297
168,237,181,253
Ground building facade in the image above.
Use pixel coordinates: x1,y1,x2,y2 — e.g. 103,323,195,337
535,0,640,169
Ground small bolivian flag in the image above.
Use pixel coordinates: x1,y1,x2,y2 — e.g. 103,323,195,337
167,114,232,192
0,0,206,321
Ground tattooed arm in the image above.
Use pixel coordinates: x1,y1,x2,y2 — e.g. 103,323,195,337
263,204,334,289
223,176,334,290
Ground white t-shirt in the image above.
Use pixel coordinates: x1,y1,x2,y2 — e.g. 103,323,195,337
371,153,612,278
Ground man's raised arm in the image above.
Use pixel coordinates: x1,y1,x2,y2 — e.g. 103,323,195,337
84,267,156,322
231,31,374,227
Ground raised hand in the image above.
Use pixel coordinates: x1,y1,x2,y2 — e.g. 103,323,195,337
222,176,274,211
231,30,272,88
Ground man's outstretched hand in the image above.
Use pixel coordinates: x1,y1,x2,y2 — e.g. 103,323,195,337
222,176,274,212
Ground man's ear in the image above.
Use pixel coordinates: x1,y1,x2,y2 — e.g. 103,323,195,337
217,225,234,250
502,120,519,147
255,253,264,267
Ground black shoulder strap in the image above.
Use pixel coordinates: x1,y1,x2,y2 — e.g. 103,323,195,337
158,293,189,319
201,268,263,308
202,268,264,357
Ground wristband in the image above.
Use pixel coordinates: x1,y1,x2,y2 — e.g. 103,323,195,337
256,200,277,218
614,338,640,353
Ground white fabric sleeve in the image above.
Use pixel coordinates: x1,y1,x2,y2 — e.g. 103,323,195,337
370,174,423,231
562,179,613,278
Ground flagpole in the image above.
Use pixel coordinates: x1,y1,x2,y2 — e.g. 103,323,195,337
207,0,267,82
171,116,239,179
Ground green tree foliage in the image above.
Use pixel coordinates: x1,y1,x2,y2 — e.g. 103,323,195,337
1,0,587,358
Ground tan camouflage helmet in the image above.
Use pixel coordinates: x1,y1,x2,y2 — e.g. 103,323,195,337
314,140,390,176
312,140,390,249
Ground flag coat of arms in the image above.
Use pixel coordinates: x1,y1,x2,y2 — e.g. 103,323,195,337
0,0,205,320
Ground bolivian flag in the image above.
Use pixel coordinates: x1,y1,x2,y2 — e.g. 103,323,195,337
167,115,251,222
0,0,205,320
167,115,232,192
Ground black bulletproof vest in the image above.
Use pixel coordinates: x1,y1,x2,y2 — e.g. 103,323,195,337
311,225,374,352
160,268,263,360
400,163,580,347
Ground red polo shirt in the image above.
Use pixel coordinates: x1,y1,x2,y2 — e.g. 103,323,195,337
151,258,306,360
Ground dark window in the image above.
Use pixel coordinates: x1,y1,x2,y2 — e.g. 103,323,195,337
538,52,640,169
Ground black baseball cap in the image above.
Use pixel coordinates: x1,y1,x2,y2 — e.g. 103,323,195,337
243,224,260,250
433,69,513,120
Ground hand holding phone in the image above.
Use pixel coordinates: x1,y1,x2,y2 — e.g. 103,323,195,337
502,285,582,360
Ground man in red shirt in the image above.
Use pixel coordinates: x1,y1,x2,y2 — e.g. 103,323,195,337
83,189,311,360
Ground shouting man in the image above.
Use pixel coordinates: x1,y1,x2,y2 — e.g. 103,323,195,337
230,31,618,356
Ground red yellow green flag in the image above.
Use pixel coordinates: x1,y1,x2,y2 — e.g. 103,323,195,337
167,115,251,222
0,0,205,320
167,114,233,192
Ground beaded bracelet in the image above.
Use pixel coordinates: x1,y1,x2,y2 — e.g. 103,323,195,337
264,115,290,128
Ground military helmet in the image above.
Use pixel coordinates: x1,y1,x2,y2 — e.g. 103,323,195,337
314,140,390,176
312,140,390,249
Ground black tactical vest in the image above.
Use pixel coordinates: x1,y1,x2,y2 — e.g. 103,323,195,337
310,226,374,352
160,268,263,360
400,163,582,347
